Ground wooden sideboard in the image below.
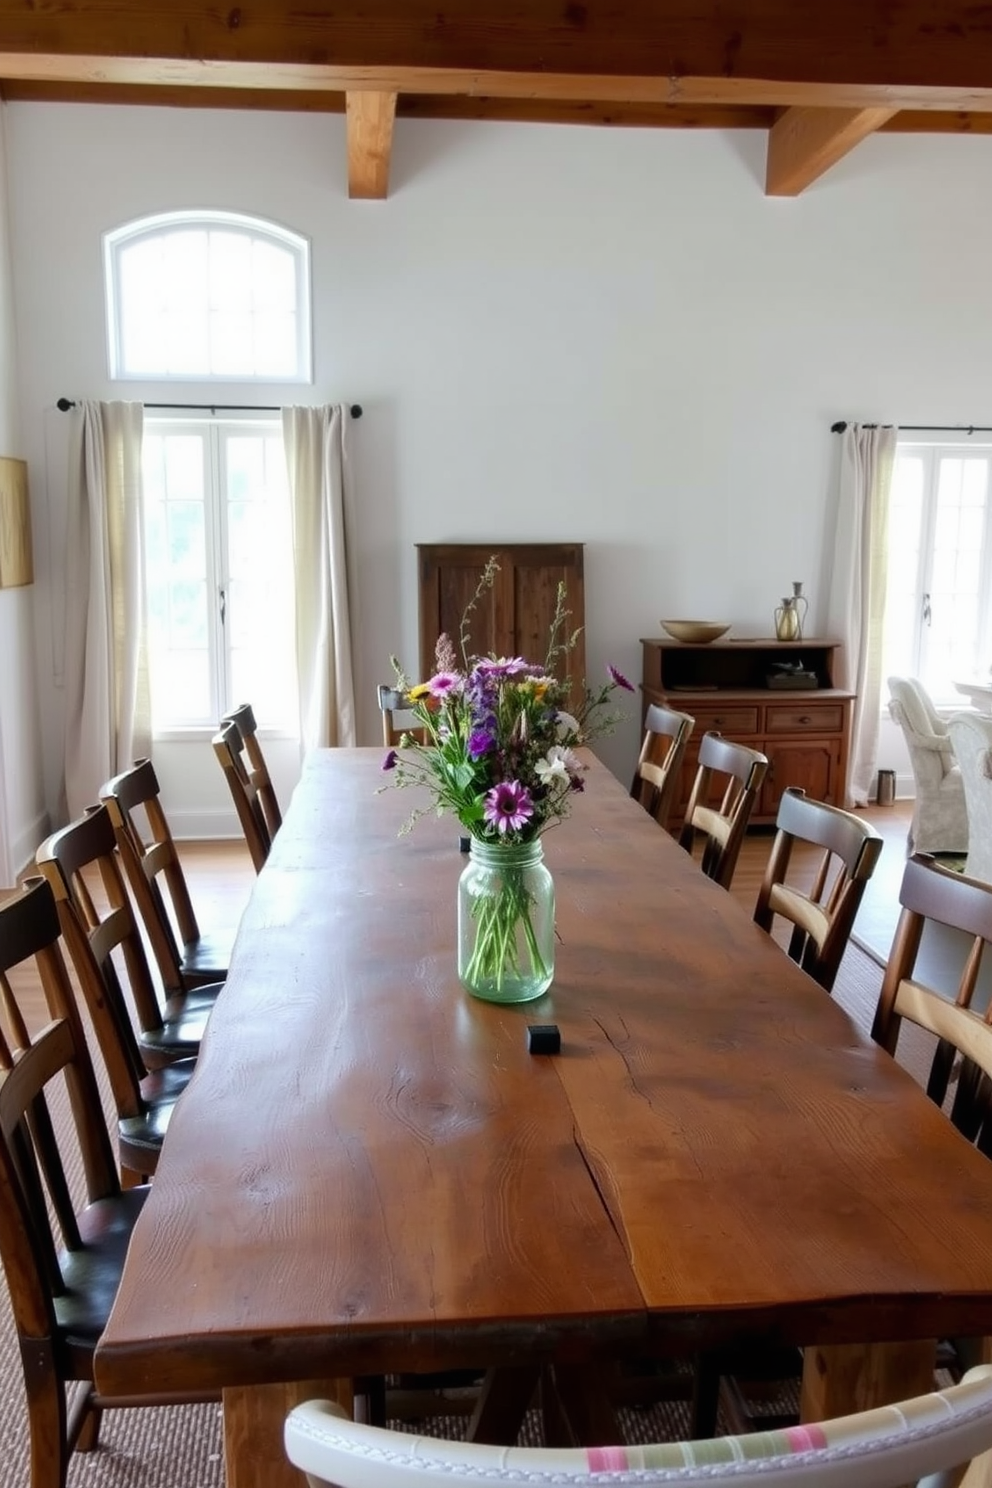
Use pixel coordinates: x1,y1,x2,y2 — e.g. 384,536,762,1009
640,637,854,827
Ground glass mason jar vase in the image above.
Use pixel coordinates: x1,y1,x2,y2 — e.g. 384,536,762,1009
457,838,555,1003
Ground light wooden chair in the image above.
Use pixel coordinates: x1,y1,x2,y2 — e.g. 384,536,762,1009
752,786,884,993
629,703,694,832
377,684,426,747
213,720,272,873
678,732,769,890
222,702,283,841
285,1364,992,1488
101,757,233,994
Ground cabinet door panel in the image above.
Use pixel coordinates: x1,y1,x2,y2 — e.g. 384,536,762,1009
418,544,585,698
760,739,841,817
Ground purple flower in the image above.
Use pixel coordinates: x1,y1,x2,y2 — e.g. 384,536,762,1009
381,749,398,772
607,664,635,692
483,780,534,834
468,726,497,759
473,657,540,682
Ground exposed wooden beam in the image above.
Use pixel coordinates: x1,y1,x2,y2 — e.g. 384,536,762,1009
0,2,990,96
346,90,397,199
2,3,992,112
765,106,898,195
2,53,992,114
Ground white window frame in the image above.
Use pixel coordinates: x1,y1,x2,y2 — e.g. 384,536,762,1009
882,433,992,708
143,413,298,742
104,209,312,383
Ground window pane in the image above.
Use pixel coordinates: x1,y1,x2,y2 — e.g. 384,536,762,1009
220,429,297,729
923,455,989,699
882,454,925,682
107,213,311,381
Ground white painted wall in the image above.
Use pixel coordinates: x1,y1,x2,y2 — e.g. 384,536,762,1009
0,104,43,879
5,104,992,835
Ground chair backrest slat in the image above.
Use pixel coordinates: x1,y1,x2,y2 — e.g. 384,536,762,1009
222,703,283,840
630,704,694,832
213,720,272,874
678,732,769,890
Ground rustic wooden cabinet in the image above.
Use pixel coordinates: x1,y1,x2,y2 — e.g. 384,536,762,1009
640,637,853,827
418,543,585,699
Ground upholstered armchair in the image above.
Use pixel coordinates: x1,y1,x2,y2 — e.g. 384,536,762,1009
887,676,969,855
947,711,992,882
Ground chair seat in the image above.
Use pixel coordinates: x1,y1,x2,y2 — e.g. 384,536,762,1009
164,978,224,1017
137,1004,210,1067
178,933,232,988
120,1058,198,1167
57,1188,150,1350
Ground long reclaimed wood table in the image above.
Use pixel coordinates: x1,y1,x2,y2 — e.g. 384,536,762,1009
96,749,992,1486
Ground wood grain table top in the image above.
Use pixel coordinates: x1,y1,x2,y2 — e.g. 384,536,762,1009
95,749,992,1396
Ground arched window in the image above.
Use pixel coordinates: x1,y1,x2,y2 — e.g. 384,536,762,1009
104,210,311,381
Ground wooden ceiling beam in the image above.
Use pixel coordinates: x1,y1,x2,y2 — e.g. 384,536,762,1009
765,106,898,195
0,2,991,96
2,54,992,114
346,90,397,199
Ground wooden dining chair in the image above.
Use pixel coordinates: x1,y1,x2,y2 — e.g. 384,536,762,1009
0,877,221,1487
629,703,694,832
872,851,992,1139
101,756,233,995
377,683,427,747
35,811,203,1184
213,720,272,873
678,732,769,890
752,786,884,993
286,1364,992,1488
36,805,211,1069
222,701,283,840
699,850,992,1441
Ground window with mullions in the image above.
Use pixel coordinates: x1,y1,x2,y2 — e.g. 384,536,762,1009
143,419,298,734
881,437,992,704
104,210,311,381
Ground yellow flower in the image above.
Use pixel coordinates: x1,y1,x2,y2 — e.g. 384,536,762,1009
407,682,432,700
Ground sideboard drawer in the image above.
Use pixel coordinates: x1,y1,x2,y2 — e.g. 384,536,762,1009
690,705,761,735
764,702,845,733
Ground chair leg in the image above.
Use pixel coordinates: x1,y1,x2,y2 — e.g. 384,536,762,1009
25,1361,69,1488
691,1353,723,1439
68,1385,102,1452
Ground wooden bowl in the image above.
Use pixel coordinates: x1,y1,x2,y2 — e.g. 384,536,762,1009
660,620,731,644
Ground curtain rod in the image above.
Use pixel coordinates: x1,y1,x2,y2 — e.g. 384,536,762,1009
830,420,991,434
56,397,363,418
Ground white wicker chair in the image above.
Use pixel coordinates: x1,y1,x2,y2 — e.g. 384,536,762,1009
285,1366,992,1488
887,675,968,854
948,710,992,882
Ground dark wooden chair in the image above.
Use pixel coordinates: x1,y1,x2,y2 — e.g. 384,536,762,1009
213,720,272,874
697,851,992,1439
222,702,283,841
752,786,884,992
678,732,769,890
377,683,427,747
629,703,694,832
35,814,201,1184
0,876,216,1487
100,757,232,995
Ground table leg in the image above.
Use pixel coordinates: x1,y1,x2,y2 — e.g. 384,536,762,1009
800,1340,935,1422
223,1379,354,1488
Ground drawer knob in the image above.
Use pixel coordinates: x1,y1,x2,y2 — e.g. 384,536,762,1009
800,715,812,724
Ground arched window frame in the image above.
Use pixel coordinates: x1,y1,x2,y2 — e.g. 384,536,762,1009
103,209,312,383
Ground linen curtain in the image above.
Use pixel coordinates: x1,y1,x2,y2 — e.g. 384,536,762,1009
63,400,150,820
825,422,897,808
281,404,357,750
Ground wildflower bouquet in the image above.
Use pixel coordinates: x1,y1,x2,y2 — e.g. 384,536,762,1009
382,563,633,1001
